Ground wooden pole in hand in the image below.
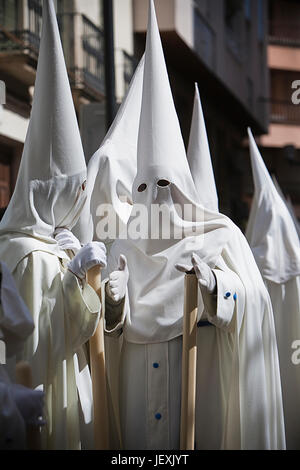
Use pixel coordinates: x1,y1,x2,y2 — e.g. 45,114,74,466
87,265,110,450
180,271,198,450
15,361,42,450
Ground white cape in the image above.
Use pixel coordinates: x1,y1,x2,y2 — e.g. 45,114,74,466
246,128,300,449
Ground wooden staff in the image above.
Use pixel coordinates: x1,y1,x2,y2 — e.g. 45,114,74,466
15,361,42,451
180,271,198,450
87,265,110,450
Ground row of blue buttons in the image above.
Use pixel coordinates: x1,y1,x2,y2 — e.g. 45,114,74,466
225,292,237,301
153,364,161,419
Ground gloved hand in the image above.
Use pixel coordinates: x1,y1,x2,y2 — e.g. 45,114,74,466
54,228,82,254
68,242,107,280
106,255,129,303
175,253,216,294
10,384,45,427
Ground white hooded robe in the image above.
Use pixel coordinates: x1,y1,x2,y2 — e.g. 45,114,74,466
246,128,300,449
0,0,101,450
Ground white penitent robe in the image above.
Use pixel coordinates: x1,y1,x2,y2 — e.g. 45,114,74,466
107,219,285,450
265,278,300,450
9,250,100,450
101,0,285,450
0,0,102,450
246,129,300,449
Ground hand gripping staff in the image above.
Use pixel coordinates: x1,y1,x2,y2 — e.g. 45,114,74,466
180,270,198,451
87,265,110,450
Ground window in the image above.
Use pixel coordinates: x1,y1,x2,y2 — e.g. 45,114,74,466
0,0,18,30
224,0,243,60
244,0,251,21
257,0,264,42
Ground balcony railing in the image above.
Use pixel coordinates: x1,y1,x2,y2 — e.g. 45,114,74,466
269,99,300,125
123,50,136,92
269,22,300,47
0,1,105,98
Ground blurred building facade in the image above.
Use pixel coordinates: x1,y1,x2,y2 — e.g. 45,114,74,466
2,1,296,232
257,0,300,220
0,0,136,211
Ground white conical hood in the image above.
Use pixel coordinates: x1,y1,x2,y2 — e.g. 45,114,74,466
133,0,198,202
272,175,300,240
0,0,87,271
286,196,300,239
246,128,300,283
187,83,218,211
17,0,86,181
73,56,145,247
110,0,232,344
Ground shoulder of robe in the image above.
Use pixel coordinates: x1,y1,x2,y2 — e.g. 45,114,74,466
14,250,63,280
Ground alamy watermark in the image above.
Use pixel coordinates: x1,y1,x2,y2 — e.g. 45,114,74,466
0,81,5,105
94,202,205,251
0,340,6,365
291,340,300,365
291,80,300,105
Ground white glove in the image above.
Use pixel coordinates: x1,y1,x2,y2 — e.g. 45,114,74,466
68,242,107,280
10,384,45,427
106,255,129,303
175,253,216,294
54,228,82,254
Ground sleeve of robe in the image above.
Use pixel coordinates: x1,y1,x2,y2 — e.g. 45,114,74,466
200,265,245,333
13,251,101,353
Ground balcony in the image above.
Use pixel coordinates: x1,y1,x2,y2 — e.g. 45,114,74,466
269,99,300,125
269,22,300,47
0,0,105,103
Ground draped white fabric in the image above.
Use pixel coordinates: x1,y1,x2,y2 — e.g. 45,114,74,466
187,83,219,211
0,0,100,450
246,128,300,449
73,56,145,248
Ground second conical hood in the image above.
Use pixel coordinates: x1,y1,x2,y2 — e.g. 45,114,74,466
187,84,218,211
73,56,145,246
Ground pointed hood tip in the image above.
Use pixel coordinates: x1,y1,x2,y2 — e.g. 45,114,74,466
136,0,197,201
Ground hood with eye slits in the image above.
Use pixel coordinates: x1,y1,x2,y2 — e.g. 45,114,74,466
0,0,87,272
109,0,232,344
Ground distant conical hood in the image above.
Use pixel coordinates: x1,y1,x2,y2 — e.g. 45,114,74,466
286,196,300,240
272,174,300,240
73,56,145,247
0,0,87,271
246,128,300,283
187,83,218,211
133,0,198,202
248,127,277,198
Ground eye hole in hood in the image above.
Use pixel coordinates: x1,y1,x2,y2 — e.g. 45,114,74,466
157,179,170,188
138,183,147,193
